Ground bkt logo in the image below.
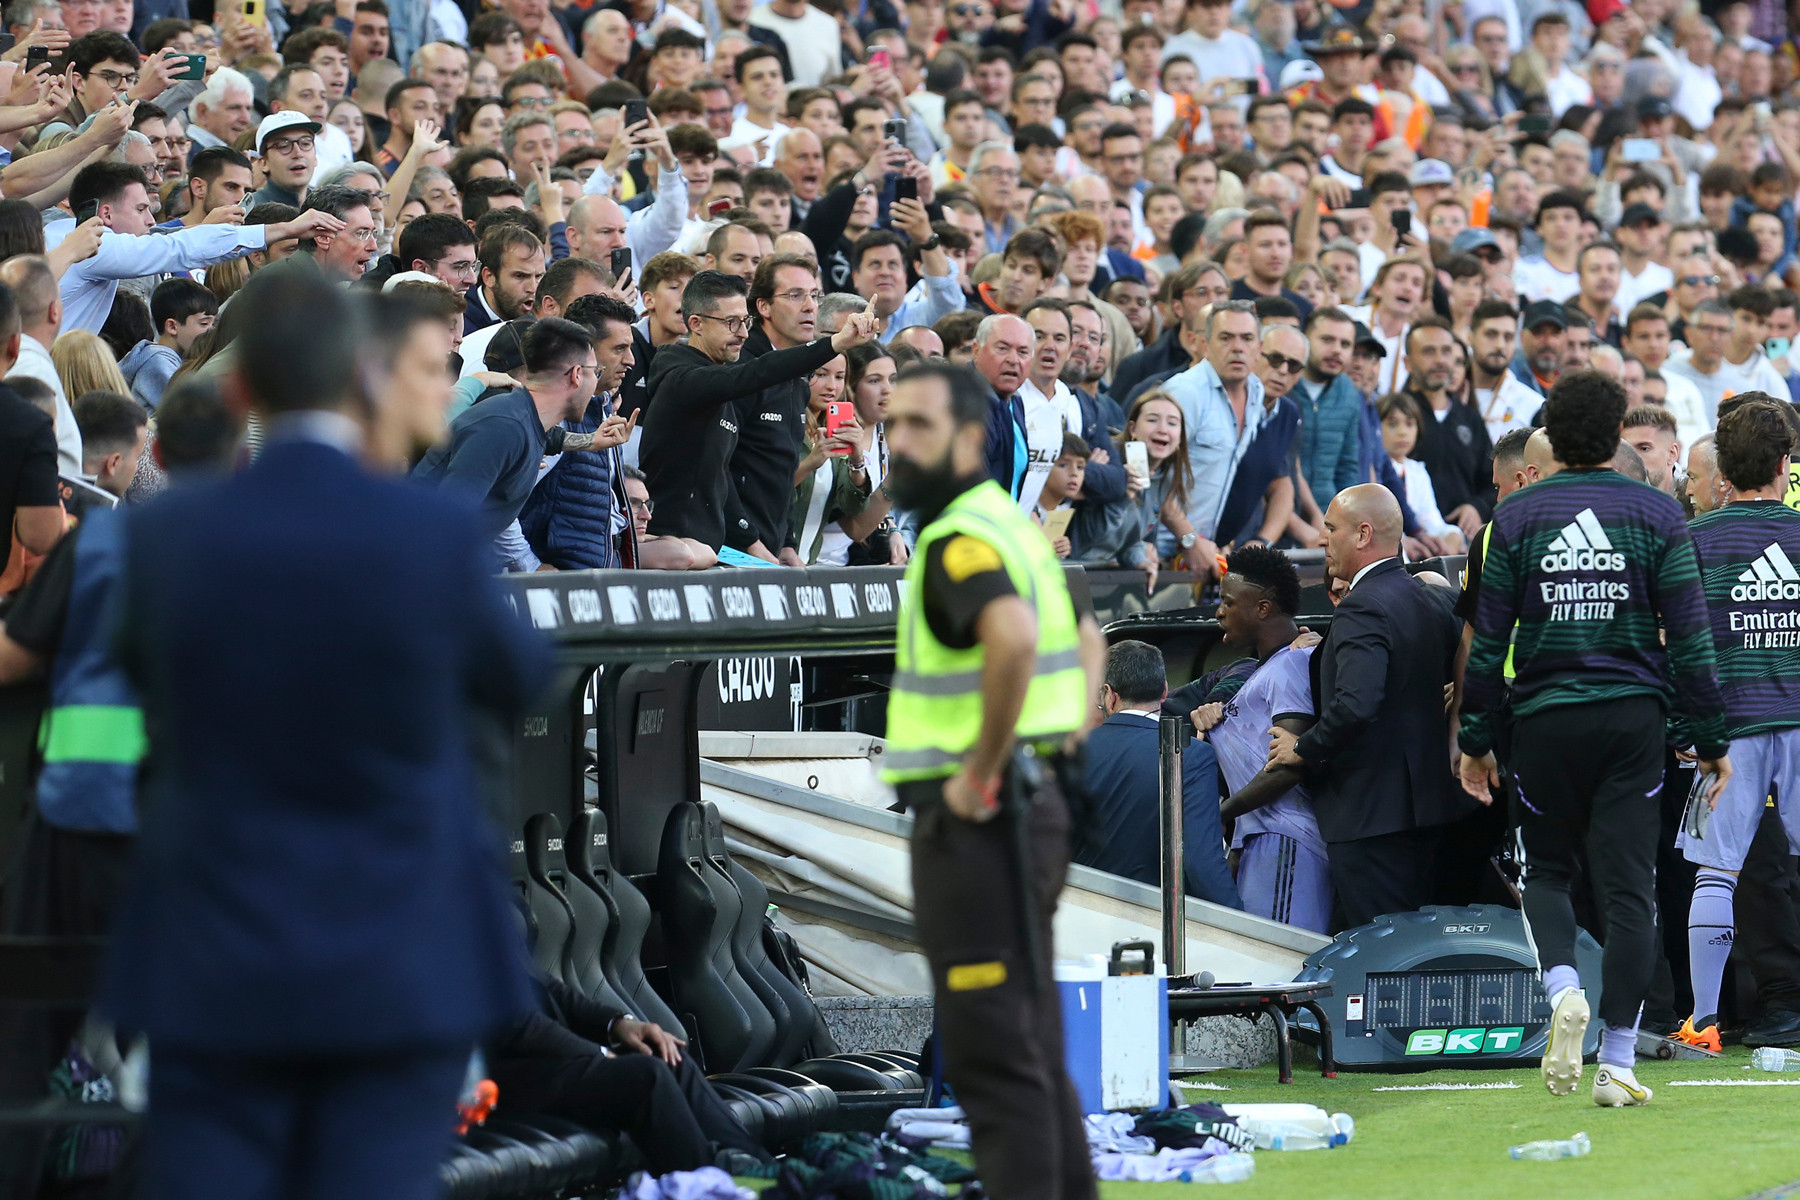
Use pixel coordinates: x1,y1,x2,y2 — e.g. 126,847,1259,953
1404,1027,1525,1056
1442,923,1490,934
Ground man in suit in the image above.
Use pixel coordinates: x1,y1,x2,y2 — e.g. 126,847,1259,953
1078,639,1242,908
100,272,551,1200
1267,483,1466,929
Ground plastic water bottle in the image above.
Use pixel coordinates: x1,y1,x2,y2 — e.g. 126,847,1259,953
1258,1114,1356,1151
1752,1047,1800,1072
1179,1152,1256,1183
1509,1132,1591,1161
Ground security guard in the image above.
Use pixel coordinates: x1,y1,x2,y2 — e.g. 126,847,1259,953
881,361,1105,1200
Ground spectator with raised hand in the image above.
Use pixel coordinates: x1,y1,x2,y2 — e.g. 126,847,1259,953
639,269,878,557
50,161,344,333
163,145,253,230
578,109,687,278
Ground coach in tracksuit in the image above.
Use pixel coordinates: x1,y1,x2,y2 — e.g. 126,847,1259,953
1459,369,1731,1110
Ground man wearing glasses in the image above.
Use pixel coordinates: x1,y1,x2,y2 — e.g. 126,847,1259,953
250,110,320,208
640,268,878,557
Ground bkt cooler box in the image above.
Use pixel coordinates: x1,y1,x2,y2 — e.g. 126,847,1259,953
1056,941,1169,1113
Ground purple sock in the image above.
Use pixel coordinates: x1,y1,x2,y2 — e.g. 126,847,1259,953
1543,964,1580,1004
1600,1020,1640,1069
1688,869,1737,1023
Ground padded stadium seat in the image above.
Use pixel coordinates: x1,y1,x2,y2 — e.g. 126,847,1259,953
737,1066,840,1128
788,1057,904,1091
701,803,816,1067
657,802,775,1071
461,1129,553,1197
520,813,577,984
709,1083,769,1147
440,1142,505,1200
481,1118,586,1194
488,1114,617,1189
707,1073,813,1146
564,809,686,1036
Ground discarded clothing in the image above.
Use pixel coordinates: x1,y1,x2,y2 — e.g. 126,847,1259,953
1084,1112,1156,1156
1134,1103,1256,1154
619,1165,756,1200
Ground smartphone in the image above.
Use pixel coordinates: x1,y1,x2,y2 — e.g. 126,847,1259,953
1621,137,1660,162
707,196,733,218
609,246,632,284
177,53,205,81
1768,336,1791,361
1519,114,1551,134
1336,187,1372,210
894,175,917,203
0,34,16,53
622,98,648,129
1224,79,1258,97
1124,440,1149,478
76,199,98,223
241,0,265,25
1391,209,1411,237
884,116,907,145
25,44,47,67
869,48,890,72
825,401,854,453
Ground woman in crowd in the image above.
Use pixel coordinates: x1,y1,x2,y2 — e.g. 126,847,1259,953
53,331,129,404
329,97,373,164
456,97,507,150
816,342,905,567
790,355,872,564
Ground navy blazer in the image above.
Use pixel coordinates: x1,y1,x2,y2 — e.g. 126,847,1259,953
1293,559,1468,844
1076,712,1242,909
101,438,549,1054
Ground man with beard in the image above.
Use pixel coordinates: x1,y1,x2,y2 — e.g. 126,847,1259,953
641,270,877,553
465,225,546,337
1292,306,1365,514
1405,317,1494,540
882,359,1106,1200
1509,299,1567,398
1470,300,1541,442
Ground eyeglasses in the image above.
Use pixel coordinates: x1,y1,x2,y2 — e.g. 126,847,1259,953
696,313,750,333
776,289,824,304
512,95,554,109
345,226,379,244
436,256,480,278
1680,274,1720,287
90,68,138,87
1691,323,1732,337
570,362,600,378
629,496,654,515
950,4,986,14
1450,64,1483,76
1262,351,1304,374
1104,151,1143,164
263,135,315,155
975,167,1019,179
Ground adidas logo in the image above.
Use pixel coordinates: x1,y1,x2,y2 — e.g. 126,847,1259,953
1732,543,1800,602
1540,509,1626,572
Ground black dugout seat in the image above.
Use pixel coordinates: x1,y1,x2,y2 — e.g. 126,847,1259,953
657,802,776,1071
564,808,686,1036
700,803,810,1067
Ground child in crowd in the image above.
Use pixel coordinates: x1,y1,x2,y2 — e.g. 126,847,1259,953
1378,392,1466,554
1035,432,1088,558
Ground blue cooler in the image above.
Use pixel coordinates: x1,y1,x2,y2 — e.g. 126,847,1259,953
1056,940,1170,1113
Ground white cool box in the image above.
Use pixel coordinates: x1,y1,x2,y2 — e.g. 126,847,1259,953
1055,942,1171,1113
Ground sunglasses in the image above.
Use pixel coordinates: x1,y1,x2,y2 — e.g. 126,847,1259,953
1680,274,1720,287
1263,350,1304,374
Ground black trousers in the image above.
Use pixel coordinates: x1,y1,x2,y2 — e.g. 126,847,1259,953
489,1047,760,1175
1512,695,1665,1031
1738,806,1800,1015
902,774,1097,1200
1326,826,1440,932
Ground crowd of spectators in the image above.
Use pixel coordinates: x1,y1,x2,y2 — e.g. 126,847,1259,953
0,0,1789,581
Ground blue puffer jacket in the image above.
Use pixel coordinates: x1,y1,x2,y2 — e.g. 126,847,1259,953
520,394,621,570
1293,373,1364,513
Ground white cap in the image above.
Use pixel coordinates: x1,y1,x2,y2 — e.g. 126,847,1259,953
256,109,322,152
1278,59,1323,91
382,270,446,292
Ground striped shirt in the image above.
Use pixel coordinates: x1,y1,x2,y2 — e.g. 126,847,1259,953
1689,500,1800,739
1461,468,1727,758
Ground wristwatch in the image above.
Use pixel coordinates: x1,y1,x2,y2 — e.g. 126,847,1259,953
1179,532,1197,549
920,233,941,251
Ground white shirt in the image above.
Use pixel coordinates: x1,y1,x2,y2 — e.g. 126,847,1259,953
581,161,689,275
47,220,269,334
310,120,357,183
1342,304,1409,393
726,115,790,165
1512,255,1579,304
457,321,505,378
1015,377,1072,515
1351,555,1397,590
7,334,81,478
1672,52,1722,131
1474,371,1541,443
1720,348,1794,402
1656,368,1711,454
1543,66,1593,117
1392,455,1457,541
1618,261,1672,314
748,3,841,87
1160,29,1266,92
1114,706,1161,722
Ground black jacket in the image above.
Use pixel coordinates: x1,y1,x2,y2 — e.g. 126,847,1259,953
641,336,837,550
1107,328,1188,407
489,973,626,1064
726,327,812,553
620,324,657,422
1293,559,1468,843
1406,388,1496,521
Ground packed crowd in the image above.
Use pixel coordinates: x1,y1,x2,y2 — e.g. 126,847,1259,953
0,0,1792,580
